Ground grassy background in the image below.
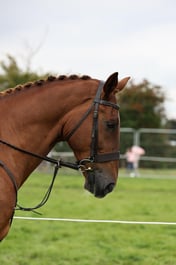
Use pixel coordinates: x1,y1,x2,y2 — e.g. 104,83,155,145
0,168,176,265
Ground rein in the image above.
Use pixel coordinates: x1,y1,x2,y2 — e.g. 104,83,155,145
0,139,78,215
0,80,120,217
0,137,80,215
0,139,79,170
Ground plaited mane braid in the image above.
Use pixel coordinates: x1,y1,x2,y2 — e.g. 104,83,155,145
0,74,91,97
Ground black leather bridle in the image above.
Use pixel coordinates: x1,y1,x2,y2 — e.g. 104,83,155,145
0,80,120,214
66,81,120,168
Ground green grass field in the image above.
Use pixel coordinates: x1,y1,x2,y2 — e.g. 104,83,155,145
1,168,176,265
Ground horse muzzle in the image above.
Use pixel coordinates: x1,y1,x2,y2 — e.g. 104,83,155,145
84,169,115,198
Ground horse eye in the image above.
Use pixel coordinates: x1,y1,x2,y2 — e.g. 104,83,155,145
106,121,118,129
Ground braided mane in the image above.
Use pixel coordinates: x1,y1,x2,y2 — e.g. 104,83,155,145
0,74,91,97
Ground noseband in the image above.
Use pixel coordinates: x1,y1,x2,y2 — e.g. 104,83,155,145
66,81,120,169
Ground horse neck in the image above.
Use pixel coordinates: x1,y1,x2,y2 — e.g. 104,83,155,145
0,79,97,186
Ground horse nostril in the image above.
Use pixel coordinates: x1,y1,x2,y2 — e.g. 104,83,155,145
106,183,115,193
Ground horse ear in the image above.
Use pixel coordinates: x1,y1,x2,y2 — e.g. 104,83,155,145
116,76,130,92
102,72,118,100
102,73,130,100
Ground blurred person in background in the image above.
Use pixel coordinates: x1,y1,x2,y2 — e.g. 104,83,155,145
125,146,145,177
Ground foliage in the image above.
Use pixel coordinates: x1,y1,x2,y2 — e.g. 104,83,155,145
1,169,176,265
118,79,166,129
0,55,47,90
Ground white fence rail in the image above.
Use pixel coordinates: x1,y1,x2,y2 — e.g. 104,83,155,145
120,128,176,164
14,216,176,226
46,128,176,165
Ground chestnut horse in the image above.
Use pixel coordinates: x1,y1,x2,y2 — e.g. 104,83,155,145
0,72,129,240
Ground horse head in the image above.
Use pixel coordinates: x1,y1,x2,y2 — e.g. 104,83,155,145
65,72,130,198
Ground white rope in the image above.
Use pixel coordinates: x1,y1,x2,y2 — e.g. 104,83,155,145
14,216,176,225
